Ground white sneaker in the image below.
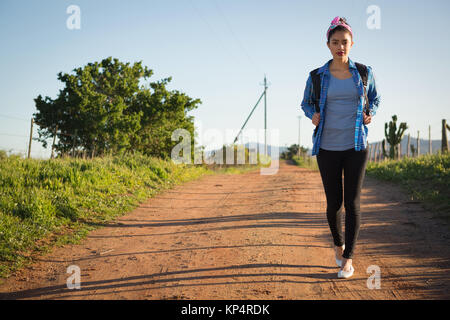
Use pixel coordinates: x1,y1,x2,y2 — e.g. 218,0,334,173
335,245,345,267
337,265,354,279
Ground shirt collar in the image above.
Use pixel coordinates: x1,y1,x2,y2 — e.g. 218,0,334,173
317,57,357,74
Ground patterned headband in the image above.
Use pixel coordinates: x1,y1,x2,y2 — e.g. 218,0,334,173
326,16,353,40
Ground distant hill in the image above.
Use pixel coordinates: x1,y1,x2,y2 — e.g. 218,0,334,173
202,136,447,160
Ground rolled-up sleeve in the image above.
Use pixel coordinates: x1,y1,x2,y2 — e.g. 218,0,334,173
301,74,316,120
367,66,380,116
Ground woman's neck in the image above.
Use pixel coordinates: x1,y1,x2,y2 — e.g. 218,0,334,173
330,58,349,70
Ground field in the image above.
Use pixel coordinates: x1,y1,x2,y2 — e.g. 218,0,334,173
293,152,450,220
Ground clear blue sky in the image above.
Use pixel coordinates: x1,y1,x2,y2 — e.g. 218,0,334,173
0,0,449,158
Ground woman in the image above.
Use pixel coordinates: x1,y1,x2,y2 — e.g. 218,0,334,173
301,16,380,279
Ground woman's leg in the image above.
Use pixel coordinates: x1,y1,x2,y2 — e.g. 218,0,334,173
316,148,345,248
342,148,369,259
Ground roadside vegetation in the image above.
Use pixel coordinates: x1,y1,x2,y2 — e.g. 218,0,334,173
0,152,267,278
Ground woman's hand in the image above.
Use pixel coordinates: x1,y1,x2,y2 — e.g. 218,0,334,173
312,112,320,126
363,113,372,125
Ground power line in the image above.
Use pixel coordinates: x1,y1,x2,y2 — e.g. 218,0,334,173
0,132,28,138
187,0,243,69
212,0,264,75
0,113,29,121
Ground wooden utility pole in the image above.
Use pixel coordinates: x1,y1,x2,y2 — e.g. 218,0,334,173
27,118,34,159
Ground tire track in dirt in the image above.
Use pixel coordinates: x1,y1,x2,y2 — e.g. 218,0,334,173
0,160,449,299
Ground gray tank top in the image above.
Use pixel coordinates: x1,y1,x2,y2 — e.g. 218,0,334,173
320,73,360,151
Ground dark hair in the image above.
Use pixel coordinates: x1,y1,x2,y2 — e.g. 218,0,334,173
327,17,352,43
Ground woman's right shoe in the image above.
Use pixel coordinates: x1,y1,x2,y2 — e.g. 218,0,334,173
337,265,354,279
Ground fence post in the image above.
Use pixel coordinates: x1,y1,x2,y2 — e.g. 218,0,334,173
429,125,432,154
373,143,377,163
51,125,58,159
407,133,410,157
27,118,34,159
417,130,420,157
72,129,77,158
442,119,449,153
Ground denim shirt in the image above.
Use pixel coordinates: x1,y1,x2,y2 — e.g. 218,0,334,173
301,57,381,156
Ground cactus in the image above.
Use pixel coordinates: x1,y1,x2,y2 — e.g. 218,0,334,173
384,115,408,159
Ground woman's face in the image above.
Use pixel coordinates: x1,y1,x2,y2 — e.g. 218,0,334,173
327,30,353,61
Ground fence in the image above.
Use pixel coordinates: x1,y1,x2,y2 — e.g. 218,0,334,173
367,119,450,162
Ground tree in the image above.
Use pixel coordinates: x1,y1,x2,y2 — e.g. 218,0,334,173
33,57,201,159
280,144,308,160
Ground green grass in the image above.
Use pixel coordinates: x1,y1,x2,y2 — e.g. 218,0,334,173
366,152,450,220
292,151,450,221
0,152,266,278
291,155,319,171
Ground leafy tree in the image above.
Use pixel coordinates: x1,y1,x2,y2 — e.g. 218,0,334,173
281,144,308,160
33,57,201,159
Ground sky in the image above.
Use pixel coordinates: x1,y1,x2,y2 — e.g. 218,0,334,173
0,0,449,158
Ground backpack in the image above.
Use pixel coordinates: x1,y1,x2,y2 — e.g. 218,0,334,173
310,62,370,137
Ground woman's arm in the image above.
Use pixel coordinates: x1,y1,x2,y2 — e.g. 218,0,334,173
367,66,381,116
301,74,316,120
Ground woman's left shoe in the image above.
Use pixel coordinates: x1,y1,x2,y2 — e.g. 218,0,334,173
337,265,354,279
335,244,345,267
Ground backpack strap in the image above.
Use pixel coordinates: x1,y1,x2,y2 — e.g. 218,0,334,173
309,68,321,113
355,62,370,115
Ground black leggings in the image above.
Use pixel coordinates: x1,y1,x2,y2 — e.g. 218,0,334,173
316,147,368,259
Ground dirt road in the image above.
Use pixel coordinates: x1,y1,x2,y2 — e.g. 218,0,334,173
1,160,449,299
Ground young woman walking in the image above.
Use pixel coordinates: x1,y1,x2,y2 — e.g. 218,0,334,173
301,16,380,278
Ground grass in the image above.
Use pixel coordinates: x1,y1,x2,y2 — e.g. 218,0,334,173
366,152,450,220
291,155,319,171
292,151,450,222
0,152,268,279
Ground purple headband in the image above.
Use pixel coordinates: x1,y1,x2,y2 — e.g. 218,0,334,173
326,16,353,40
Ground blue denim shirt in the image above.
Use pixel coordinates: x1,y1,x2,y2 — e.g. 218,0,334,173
301,57,381,156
